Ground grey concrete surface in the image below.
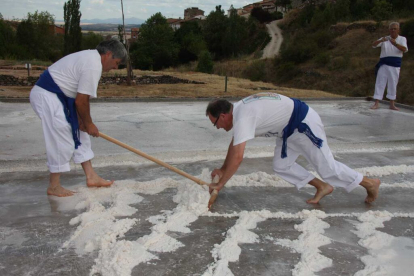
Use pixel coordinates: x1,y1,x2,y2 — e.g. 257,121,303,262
1,99,414,276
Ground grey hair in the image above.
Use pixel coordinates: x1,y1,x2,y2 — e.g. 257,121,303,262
96,39,127,64
206,99,233,118
389,22,400,29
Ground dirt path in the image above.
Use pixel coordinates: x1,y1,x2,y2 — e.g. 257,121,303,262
262,20,283,59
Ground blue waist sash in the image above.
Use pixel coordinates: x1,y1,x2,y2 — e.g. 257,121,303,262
375,57,402,76
36,69,81,149
281,98,323,158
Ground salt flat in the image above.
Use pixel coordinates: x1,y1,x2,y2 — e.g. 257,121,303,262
0,99,413,276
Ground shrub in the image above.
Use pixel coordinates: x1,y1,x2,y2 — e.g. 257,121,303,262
197,51,214,74
314,52,330,67
242,60,266,81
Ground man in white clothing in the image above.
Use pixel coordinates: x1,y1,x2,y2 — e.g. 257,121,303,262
207,93,380,204
371,22,408,110
30,39,127,197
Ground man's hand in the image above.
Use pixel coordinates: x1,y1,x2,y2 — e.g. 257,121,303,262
211,168,224,180
208,181,225,192
85,123,99,137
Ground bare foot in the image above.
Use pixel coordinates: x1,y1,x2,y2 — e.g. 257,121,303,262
47,185,75,197
307,184,334,204
87,176,114,188
390,105,399,111
370,104,379,110
364,178,381,203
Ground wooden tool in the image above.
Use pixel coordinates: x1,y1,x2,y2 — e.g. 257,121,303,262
99,132,219,209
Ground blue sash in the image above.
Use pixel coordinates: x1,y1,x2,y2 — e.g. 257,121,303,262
36,69,81,149
375,57,402,76
281,99,323,158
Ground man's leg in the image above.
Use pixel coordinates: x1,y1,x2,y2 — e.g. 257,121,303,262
371,67,388,109
47,173,75,197
307,178,334,204
370,99,380,110
300,108,381,203
359,176,381,203
73,131,114,188
386,66,400,111
81,160,114,187
30,86,76,197
273,138,332,203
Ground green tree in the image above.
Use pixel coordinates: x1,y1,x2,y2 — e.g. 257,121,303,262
16,11,56,60
222,10,249,57
196,50,214,73
64,0,82,55
130,12,178,70
202,6,228,59
117,24,124,44
81,31,104,50
334,0,350,21
275,0,292,12
371,0,393,22
0,19,18,58
174,21,207,64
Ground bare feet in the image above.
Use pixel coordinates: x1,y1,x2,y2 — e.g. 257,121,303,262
87,176,114,188
389,105,399,111
307,178,334,204
360,177,381,203
47,185,75,197
370,104,379,110
307,184,334,204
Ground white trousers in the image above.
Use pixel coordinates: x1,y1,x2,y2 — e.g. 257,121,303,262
273,108,363,192
373,65,400,101
30,85,94,173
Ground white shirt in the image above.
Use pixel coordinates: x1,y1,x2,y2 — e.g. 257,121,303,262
48,50,102,98
232,93,294,145
374,35,408,58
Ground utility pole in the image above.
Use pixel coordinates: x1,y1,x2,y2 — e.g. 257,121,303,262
121,0,133,85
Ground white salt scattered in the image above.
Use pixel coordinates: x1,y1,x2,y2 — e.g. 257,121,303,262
353,211,414,276
276,210,332,276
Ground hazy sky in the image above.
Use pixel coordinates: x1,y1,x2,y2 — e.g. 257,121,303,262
1,0,250,22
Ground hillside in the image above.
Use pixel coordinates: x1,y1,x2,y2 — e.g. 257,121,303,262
274,20,413,104
227,16,414,106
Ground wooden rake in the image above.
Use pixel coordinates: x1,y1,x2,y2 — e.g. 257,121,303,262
99,132,219,209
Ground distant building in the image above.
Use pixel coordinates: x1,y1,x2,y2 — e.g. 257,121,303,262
131,27,140,40
184,7,204,20
167,18,182,30
52,25,65,35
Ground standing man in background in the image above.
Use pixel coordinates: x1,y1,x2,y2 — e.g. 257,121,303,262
371,22,408,110
30,39,127,197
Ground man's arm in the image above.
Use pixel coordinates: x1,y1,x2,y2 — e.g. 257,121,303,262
372,37,387,47
75,93,99,137
389,38,408,52
209,139,246,191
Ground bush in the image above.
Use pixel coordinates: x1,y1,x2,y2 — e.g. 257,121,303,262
328,56,349,70
197,51,214,73
242,60,266,81
314,52,330,67
274,59,301,81
371,0,392,22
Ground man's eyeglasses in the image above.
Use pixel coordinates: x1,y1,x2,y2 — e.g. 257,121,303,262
213,114,221,127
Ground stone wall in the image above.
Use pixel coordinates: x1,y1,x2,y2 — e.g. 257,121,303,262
0,74,204,86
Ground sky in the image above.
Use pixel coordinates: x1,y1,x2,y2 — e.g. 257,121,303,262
1,0,251,23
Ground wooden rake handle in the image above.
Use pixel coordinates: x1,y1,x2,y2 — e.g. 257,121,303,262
99,132,219,208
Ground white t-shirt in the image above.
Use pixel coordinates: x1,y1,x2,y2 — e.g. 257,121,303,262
232,93,294,145
48,50,102,99
373,35,408,58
